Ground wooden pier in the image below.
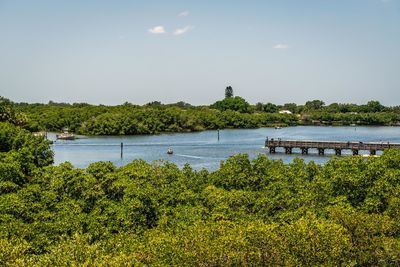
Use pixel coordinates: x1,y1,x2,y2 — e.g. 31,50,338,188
265,139,400,156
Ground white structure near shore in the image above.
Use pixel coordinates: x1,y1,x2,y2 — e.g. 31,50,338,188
279,110,292,114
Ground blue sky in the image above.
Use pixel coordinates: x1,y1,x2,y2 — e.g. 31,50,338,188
0,0,399,105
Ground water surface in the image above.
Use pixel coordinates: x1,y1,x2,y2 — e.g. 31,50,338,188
51,126,400,170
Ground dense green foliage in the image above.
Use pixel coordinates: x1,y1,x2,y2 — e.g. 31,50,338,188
0,97,26,127
211,96,251,113
0,122,53,181
15,101,297,135
3,96,398,135
2,121,400,265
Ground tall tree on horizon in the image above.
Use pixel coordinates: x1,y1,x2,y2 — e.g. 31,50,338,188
225,86,233,98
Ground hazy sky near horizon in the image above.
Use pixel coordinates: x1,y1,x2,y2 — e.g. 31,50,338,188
1,0,399,105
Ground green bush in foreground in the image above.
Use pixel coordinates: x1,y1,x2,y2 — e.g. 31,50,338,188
1,122,400,265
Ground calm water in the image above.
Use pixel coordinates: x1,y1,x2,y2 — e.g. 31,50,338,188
51,126,400,170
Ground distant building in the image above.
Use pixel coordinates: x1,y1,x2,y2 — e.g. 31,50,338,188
279,110,292,114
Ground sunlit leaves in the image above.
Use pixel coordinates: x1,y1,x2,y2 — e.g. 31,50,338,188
1,125,400,265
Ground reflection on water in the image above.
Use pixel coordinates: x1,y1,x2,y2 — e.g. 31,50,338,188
50,126,400,170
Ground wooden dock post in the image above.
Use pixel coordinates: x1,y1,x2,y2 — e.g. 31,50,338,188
217,130,220,141
285,147,292,154
301,148,309,155
121,142,123,158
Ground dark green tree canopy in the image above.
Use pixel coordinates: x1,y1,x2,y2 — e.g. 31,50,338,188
211,96,251,113
255,102,279,113
0,97,26,126
365,100,385,113
282,103,298,113
305,99,325,111
263,103,279,113
225,86,234,98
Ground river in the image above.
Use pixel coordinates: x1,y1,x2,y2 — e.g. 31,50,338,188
50,126,400,170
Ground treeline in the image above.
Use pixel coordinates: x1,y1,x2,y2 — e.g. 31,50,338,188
2,96,400,136
2,119,400,265
256,99,400,114
11,98,298,134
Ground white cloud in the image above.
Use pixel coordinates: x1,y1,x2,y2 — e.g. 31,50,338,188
148,26,166,34
178,10,189,17
173,25,194,36
273,44,289,49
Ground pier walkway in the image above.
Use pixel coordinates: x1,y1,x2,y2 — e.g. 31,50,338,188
265,139,400,156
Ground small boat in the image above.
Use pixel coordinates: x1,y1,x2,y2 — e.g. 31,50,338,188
167,148,173,155
275,126,282,129
56,130,75,140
